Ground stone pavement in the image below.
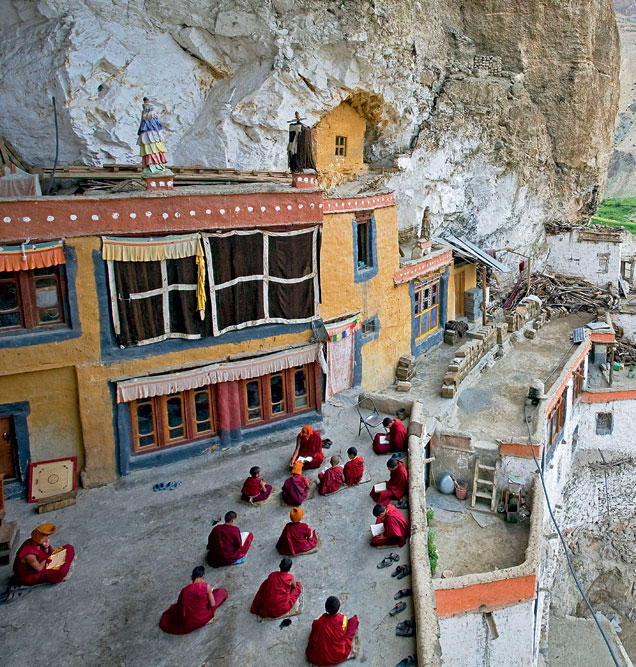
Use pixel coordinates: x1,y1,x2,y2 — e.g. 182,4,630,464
0,398,415,667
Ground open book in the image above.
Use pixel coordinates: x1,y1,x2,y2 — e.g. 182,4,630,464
373,482,387,493
378,434,389,445
46,548,67,570
370,524,385,537
298,456,313,463
240,531,250,545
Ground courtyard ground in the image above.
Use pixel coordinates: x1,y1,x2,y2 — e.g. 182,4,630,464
0,397,415,667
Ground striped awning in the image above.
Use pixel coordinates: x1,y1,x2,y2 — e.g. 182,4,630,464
0,239,65,272
101,233,202,262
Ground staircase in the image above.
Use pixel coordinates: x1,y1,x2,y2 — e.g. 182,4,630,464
470,457,499,512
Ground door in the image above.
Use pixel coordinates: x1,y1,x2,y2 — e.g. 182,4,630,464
325,334,354,400
0,416,17,481
455,270,465,318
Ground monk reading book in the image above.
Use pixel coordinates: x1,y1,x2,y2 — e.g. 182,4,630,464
276,507,318,557
370,457,408,506
373,417,407,455
250,557,302,619
13,523,76,586
241,466,272,503
282,460,311,506
317,455,345,495
306,596,359,666
206,511,253,567
343,447,364,486
159,566,228,634
290,425,324,470
370,503,410,548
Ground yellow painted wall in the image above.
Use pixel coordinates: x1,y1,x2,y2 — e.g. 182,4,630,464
313,102,368,189
320,206,411,390
448,262,477,320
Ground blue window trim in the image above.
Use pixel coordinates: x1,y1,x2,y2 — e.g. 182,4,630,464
353,314,380,385
352,215,378,283
410,266,449,356
93,250,313,362
0,246,81,349
0,401,31,499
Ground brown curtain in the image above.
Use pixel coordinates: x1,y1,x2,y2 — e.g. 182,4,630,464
209,233,263,284
269,232,314,320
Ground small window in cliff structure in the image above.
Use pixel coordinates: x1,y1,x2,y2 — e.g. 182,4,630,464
335,136,347,157
597,253,610,274
357,221,369,268
595,412,613,435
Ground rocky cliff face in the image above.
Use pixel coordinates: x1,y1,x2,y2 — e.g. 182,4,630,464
0,0,620,256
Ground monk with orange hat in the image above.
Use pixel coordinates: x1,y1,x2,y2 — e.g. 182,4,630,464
290,425,324,470
276,507,318,557
13,523,76,586
282,460,311,506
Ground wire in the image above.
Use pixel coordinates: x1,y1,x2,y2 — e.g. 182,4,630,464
523,405,620,666
46,96,59,196
543,342,576,386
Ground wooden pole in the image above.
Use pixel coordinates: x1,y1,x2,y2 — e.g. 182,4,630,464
609,345,615,387
482,265,487,325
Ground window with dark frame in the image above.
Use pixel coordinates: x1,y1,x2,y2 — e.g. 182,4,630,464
595,412,613,435
130,385,217,454
0,266,67,332
357,222,369,268
241,364,315,427
363,320,376,336
335,135,347,157
547,390,567,449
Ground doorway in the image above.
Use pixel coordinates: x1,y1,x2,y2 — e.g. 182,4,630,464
454,270,465,318
0,416,17,481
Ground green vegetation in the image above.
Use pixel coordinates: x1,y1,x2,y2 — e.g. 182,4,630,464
426,508,438,573
591,197,636,234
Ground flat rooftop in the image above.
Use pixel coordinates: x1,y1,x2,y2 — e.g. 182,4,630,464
1,400,415,667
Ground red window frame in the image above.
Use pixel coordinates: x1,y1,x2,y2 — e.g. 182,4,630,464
547,391,567,448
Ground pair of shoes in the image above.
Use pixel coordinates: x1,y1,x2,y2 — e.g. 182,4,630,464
392,564,411,580
152,481,181,491
377,553,400,569
396,619,416,637
394,588,412,600
396,655,417,666
390,601,407,616
396,497,409,509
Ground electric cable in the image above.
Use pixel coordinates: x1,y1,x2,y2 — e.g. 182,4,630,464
46,96,59,195
523,404,620,666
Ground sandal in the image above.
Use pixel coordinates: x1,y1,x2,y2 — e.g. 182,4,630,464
396,655,417,666
389,552,400,562
396,619,416,637
394,588,412,600
390,602,407,616
392,564,408,578
377,556,395,569
396,565,412,580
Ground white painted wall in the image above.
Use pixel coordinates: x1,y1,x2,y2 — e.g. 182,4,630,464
611,312,636,343
577,398,636,455
439,602,536,667
546,232,621,287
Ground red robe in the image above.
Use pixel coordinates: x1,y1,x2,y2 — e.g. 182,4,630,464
318,466,344,495
370,461,408,506
371,504,410,548
250,571,302,618
207,524,253,567
276,521,318,557
343,457,364,486
282,474,310,506
297,432,324,469
241,477,272,502
306,612,359,666
13,539,76,586
372,419,408,454
159,581,228,634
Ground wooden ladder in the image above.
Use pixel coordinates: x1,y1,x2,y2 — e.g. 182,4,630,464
470,457,499,512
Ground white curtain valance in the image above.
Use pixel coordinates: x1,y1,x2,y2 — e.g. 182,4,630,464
116,344,319,403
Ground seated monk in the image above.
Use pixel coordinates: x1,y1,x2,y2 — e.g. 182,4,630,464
371,503,410,548
276,507,318,557
206,511,254,568
343,447,364,486
318,455,344,496
290,425,324,470
250,557,302,619
13,523,75,586
282,460,311,506
372,417,407,455
159,565,228,634
241,466,272,503
306,595,359,666
370,457,408,506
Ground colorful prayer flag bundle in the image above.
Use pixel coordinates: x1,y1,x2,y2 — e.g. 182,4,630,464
326,314,363,342
137,98,173,177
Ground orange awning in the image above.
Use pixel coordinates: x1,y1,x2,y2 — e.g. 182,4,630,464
0,240,65,272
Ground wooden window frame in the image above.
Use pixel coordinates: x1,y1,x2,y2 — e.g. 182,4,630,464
572,361,584,404
130,385,218,455
0,266,67,332
240,364,316,427
335,135,347,157
414,278,441,342
547,390,567,449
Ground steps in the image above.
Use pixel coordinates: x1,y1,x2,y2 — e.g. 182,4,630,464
471,457,499,512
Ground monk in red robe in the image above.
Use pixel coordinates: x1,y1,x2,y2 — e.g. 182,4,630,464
276,507,318,557
306,596,359,666
370,457,408,506
370,503,410,548
250,557,302,619
318,455,344,495
343,447,364,486
373,417,407,455
241,466,272,503
159,565,228,634
290,425,324,470
207,511,253,567
13,523,75,586
282,460,311,506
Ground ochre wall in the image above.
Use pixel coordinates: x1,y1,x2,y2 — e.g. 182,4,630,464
447,263,477,320
313,102,368,189
320,206,411,390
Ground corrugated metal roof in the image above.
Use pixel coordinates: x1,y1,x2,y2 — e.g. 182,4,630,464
439,233,511,273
